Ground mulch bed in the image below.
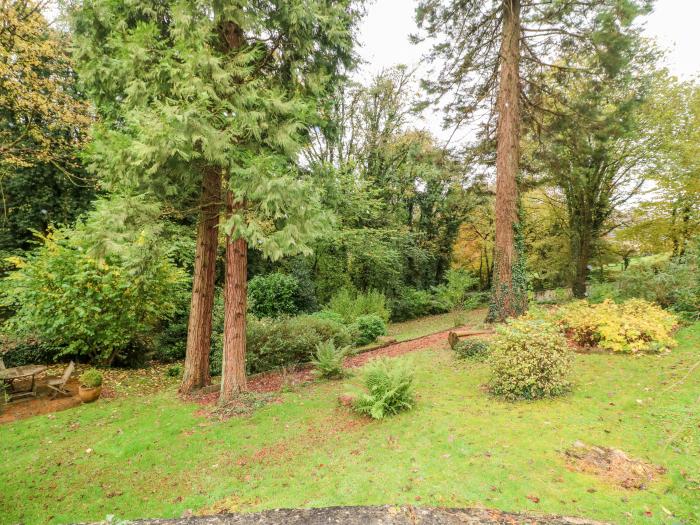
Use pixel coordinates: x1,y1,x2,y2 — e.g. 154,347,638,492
125,505,610,525
191,326,470,406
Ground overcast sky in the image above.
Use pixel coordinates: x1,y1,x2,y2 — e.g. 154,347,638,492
354,0,699,141
357,0,700,79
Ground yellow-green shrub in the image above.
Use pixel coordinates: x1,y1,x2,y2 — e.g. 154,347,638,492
488,319,572,401
556,299,677,353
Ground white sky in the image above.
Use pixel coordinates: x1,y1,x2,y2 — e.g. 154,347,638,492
355,0,700,141
357,0,700,78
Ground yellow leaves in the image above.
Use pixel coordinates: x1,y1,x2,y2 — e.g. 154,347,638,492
556,299,678,353
5,255,25,269
0,0,92,170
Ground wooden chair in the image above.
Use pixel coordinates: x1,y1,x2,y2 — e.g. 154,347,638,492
0,356,13,394
47,361,75,399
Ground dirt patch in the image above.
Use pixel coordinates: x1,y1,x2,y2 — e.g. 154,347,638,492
191,324,471,408
0,378,82,424
564,441,666,489
130,505,610,524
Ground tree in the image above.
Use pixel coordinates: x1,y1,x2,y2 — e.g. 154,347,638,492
70,0,361,398
527,43,659,297
0,0,94,256
0,0,90,172
414,0,653,320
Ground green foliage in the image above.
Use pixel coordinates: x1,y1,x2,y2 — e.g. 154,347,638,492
488,319,572,401
246,315,352,375
328,288,389,324
1,195,184,364
165,364,183,378
555,299,678,353
310,310,345,324
389,287,452,322
70,0,360,262
611,249,699,320
248,273,300,319
311,340,349,380
453,338,490,361
352,358,416,419
351,314,387,346
80,369,103,388
0,340,60,367
433,269,479,309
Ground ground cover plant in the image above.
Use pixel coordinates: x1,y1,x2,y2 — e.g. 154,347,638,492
451,337,490,361
351,358,416,419
311,341,350,380
1,322,698,524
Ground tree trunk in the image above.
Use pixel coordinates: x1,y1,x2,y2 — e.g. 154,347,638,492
487,0,524,322
571,233,591,299
220,191,248,403
180,169,221,394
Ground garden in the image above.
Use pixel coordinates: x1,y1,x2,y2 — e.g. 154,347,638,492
1,0,699,524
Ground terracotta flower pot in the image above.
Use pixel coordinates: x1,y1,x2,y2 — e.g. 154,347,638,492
78,385,102,403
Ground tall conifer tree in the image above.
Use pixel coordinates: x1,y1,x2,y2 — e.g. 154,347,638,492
414,0,653,321
70,0,362,396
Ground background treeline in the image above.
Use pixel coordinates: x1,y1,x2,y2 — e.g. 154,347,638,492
1,0,698,375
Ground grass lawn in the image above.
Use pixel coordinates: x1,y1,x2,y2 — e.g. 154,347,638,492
387,308,487,342
1,322,699,525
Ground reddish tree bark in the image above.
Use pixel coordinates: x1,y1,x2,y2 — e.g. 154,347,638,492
220,191,248,403
180,169,221,394
488,0,525,323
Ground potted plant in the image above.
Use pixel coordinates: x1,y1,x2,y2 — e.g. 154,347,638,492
78,369,103,403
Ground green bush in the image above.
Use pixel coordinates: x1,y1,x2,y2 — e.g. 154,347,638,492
248,273,300,318
389,287,451,322
453,338,490,360
310,310,345,324
433,269,479,309
80,369,103,388
166,364,183,378
1,340,62,367
614,254,699,320
328,288,389,323
352,358,416,419
1,196,184,365
311,340,349,379
351,314,387,346
246,315,352,374
488,319,572,401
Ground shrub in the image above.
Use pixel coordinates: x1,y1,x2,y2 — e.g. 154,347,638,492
352,358,416,419
453,338,490,360
389,287,451,322
0,340,61,367
246,315,352,374
310,310,345,324
352,314,387,346
166,364,183,378
328,288,389,323
311,340,349,379
614,254,699,320
489,319,572,401
80,369,103,388
1,196,184,365
556,299,678,353
248,273,300,318
433,269,479,309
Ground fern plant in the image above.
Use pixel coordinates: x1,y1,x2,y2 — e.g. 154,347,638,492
353,358,415,419
311,340,350,380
